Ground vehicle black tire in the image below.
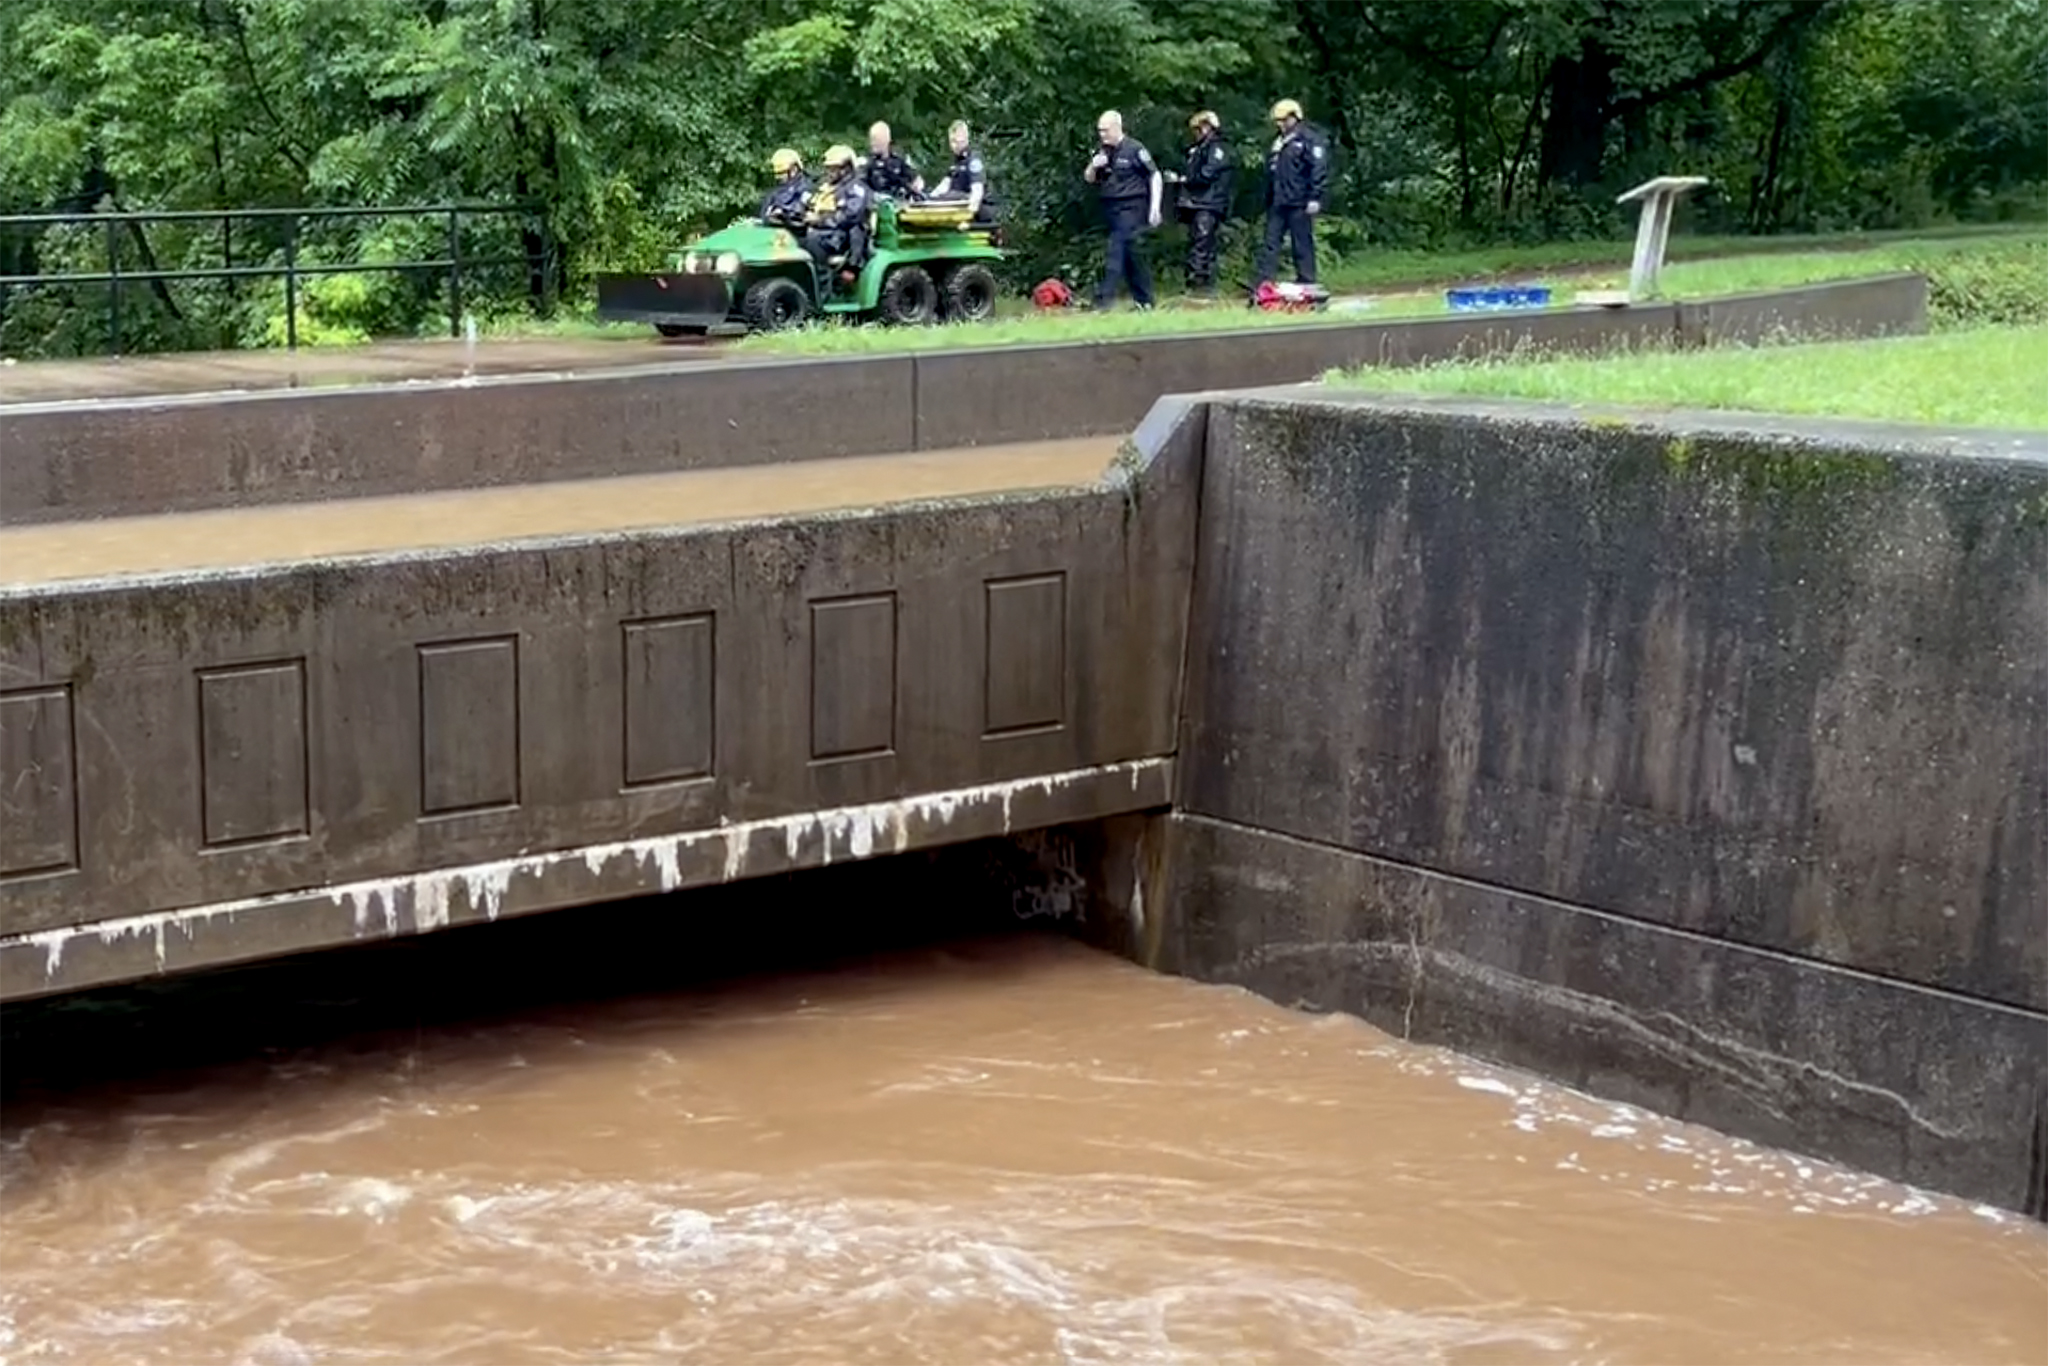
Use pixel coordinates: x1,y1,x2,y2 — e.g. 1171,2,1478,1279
877,266,938,326
742,277,811,333
654,323,706,338
942,263,999,323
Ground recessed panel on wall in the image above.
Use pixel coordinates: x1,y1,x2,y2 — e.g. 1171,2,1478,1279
810,593,897,761
419,636,521,815
0,685,78,878
198,660,310,848
622,614,716,788
984,572,1067,736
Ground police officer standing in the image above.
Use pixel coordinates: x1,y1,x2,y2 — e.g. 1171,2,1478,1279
1083,110,1163,309
1255,98,1330,289
1177,111,1233,299
862,121,924,200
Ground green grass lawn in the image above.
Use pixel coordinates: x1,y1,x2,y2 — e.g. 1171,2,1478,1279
464,224,2043,358
1326,324,2048,430
1518,231,2043,304
1310,221,2040,293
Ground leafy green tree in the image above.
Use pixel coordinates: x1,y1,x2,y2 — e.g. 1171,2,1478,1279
0,0,2040,356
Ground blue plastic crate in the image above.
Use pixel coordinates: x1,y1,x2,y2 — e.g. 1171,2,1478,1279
1445,284,1553,312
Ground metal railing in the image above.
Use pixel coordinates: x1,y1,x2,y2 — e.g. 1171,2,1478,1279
0,203,546,355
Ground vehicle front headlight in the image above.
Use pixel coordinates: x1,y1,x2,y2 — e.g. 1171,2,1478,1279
683,252,704,273
716,252,741,276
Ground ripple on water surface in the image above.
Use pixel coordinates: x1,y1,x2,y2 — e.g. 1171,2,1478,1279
1,935,2042,1365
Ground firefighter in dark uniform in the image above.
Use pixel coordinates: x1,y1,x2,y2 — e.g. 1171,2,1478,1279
1255,98,1330,289
759,148,811,230
933,120,995,224
862,121,923,200
1083,109,1163,309
802,145,872,279
1177,111,1233,298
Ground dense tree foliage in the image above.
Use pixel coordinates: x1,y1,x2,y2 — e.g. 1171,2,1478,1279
2,0,2042,353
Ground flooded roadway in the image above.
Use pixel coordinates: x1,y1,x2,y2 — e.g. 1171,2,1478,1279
0,439,1118,587
0,335,722,406
2,870,2040,1366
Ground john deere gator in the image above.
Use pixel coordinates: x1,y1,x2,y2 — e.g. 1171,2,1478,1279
595,198,1003,337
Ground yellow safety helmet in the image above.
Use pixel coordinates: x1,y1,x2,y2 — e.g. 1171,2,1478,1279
1189,110,1220,132
823,144,857,169
1270,98,1304,123
770,147,803,175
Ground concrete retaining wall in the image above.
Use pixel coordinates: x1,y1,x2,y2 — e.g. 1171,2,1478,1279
0,401,1205,998
1157,391,2048,1216
0,274,1925,525
1673,271,1930,348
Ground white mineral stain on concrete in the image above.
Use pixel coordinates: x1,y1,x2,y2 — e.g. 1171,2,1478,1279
7,759,1169,993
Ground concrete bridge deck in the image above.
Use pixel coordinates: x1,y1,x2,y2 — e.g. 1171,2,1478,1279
0,387,1202,1007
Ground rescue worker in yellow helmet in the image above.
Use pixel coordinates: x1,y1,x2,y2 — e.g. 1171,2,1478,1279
1177,110,1233,299
1255,98,1330,290
802,144,873,279
759,148,811,231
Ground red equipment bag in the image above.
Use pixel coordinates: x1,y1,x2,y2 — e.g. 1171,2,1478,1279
1252,280,1332,313
1032,278,1074,309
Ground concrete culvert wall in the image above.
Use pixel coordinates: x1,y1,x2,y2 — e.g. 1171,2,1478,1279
1155,391,2048,1216
0,274,1928,524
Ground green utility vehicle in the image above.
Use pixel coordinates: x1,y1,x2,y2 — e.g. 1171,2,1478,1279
595,198,1003,337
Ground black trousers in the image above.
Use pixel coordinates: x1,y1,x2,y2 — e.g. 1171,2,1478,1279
802,228,847,266
1185,208,1222,293
1097,203,1154,307
1255,205,1317,285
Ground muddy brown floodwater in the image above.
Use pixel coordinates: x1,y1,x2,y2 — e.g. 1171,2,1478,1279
0,440,1117,587
1,931,2043,1366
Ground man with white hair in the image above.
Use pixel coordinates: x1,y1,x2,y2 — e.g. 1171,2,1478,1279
1082,109,1162,309
862,120,923,200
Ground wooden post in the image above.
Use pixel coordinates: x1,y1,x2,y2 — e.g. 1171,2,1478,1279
1617,175,1709,301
